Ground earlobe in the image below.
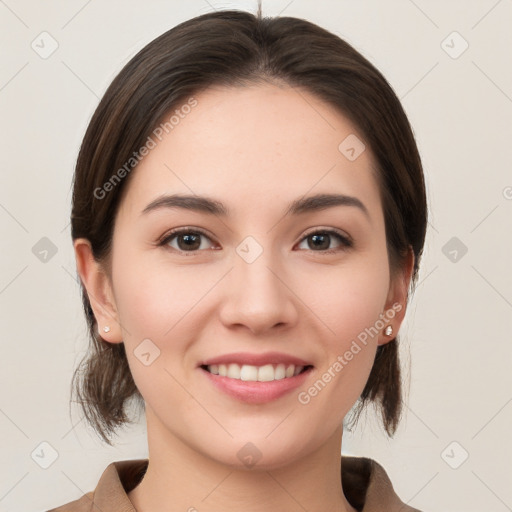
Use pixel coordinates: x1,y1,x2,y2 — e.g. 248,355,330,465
378,246,415,346
73,238,123,343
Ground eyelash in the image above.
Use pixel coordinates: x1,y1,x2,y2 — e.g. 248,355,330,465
157,227,353,255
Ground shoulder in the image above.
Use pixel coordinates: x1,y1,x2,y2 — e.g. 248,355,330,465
342,455,424,512
45,491,94,512
44,459,148,512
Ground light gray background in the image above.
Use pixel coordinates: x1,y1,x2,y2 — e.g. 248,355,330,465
1,1,511,511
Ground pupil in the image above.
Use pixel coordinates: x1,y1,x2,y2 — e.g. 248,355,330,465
179,233,200,250
310,234,328,250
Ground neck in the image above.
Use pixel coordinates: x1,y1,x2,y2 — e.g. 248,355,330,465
128,409,357,512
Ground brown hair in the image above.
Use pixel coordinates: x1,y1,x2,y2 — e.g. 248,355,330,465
70,8,427,445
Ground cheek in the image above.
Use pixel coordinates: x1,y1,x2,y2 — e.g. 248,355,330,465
296,256,389,406
296,284,383,429
302,256,390,342
112,252,211,339
110,260,201,406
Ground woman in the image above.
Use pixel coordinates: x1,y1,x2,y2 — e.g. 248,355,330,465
49,6,427,512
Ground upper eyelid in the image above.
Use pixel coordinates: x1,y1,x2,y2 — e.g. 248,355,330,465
301,226,352,243
160,227,216,244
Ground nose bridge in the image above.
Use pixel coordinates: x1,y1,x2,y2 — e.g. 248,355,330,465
219,236,297,332
235,237,284,305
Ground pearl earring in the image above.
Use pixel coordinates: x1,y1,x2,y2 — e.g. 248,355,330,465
384,325,393,336
103,326,111,333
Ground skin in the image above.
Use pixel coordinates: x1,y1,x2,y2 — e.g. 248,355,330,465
75,83,414,512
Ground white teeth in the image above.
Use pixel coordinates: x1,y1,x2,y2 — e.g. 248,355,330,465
206,363,305,382
274,364,286,380
258,364,274,382
227,363,239,379
240,364,258,381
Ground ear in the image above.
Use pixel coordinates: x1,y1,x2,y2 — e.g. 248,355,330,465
378,246,415,346
73,238,123,344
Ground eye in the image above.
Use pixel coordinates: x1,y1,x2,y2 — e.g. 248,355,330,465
158,227,353,255
158,228,217,253
296,229,353,254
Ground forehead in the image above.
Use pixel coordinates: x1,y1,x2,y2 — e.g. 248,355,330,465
117,83,382,222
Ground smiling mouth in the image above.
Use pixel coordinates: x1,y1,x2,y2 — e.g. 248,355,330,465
200,363,313,382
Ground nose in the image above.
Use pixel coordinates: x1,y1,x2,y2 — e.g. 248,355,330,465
218,245,299,336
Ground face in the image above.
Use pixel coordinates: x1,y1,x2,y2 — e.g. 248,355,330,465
80,83,408,469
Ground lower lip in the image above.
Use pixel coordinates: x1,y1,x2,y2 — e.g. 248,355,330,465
200,367,313,404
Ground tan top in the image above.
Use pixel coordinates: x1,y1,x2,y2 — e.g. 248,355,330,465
47,456,422,511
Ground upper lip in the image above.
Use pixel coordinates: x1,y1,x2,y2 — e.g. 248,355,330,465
199,351,313,367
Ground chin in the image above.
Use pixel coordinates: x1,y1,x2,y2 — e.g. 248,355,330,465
199,432,317,472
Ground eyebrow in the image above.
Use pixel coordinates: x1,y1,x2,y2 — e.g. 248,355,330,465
141,192,370,220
